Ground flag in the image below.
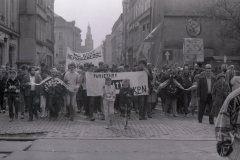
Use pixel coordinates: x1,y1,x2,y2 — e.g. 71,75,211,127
144,22,163,42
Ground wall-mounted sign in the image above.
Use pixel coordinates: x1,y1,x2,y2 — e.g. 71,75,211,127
183,38,204,62
186,18,201,37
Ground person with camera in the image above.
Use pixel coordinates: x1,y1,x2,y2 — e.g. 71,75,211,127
158,68,182,117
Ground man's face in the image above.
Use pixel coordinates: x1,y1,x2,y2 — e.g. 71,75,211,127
30,69,35,76
183,66,189,74
9,72,16,79
69,65,75,72
205,69,211,77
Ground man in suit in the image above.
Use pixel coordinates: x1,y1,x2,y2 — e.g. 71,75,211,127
22,67,42,121
197,64,215,124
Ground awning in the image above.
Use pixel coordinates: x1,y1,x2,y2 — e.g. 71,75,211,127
144,22,163,42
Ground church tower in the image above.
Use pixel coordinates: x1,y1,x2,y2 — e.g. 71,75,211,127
84,24,94,51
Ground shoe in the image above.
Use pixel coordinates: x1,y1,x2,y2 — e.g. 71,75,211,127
77,110,81,114
70,117,74,121
173,114,178,117
2,110,6,114
90,117,95,121
199,121,202,123
28,118,33,122
0,110,2,113
106,126,110,129
15,115,18,119
139,117,143,120
9,118,13,122
209,121,214,125
148,115,152,118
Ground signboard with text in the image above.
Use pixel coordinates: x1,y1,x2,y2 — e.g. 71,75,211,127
86,71,149,96
66,46,104,69
183,38,204,62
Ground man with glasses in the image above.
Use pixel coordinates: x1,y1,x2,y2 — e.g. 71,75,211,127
197,64,215,124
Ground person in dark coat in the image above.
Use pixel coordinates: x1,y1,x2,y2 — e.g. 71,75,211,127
0,69,7,113
197,64,216,124
22,67,42,121
211,73,230,118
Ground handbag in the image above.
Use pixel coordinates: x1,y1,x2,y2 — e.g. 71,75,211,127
217,140,233,157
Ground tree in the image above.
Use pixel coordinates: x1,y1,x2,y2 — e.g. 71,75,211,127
210,0,240,42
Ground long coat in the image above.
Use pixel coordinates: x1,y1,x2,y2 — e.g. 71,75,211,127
197,76,216,102
215,88,240,160
211,79,230,117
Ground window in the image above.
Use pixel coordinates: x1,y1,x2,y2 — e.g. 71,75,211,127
59,47,63,56
143,24,145,31
59,32,63,40
147,23,150,30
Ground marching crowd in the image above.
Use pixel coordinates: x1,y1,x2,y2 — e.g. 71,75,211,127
0,60,238,128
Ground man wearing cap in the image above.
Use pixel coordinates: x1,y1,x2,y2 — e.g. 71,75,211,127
197,64,216,124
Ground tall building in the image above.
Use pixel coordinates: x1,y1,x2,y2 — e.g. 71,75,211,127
122,0,151,66
19,0,55,67
111,14,123,65
81,24,94,52
0,0,19,67
54,14,82,65
103,34,113,67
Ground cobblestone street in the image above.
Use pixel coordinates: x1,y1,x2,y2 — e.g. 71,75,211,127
0,108,216,140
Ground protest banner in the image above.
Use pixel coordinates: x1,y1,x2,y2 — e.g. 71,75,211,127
86,71,149,96
66,45,104,69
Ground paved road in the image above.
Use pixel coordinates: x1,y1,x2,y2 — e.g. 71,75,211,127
0,107,225,160
0,109,215,140
1,139,225,160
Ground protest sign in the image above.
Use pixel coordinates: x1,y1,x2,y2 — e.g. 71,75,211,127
86,71,149,96
66,45,104,69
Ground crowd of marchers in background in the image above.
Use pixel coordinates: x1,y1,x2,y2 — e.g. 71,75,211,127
0,60,238,128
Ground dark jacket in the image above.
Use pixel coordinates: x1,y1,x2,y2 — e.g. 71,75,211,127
4,78,21,97
160,74,181,98
197,76,216,101
211,80,230,117
22,74,42,96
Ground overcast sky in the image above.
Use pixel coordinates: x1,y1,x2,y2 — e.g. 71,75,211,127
55,0,123,49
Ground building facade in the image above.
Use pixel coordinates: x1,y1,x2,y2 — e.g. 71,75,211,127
19,0,55,67
81,24,94,53
111,14,123,65
150,0,240,68
0,0,19,67
122,0,151,66
103,34,113,67
54,14,82,65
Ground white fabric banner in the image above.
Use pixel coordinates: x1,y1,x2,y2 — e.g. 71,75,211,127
86,72,149,96
66,46,104,69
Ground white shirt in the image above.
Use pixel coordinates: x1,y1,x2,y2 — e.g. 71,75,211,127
30,76,35,91
206,78,211,94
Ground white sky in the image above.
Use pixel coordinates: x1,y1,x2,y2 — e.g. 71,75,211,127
55,0,123,48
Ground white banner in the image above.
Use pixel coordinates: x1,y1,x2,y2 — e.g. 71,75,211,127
66,45,104,69
86,72,149,96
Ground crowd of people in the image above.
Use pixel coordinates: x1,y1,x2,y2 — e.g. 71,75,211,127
0,60,238,128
